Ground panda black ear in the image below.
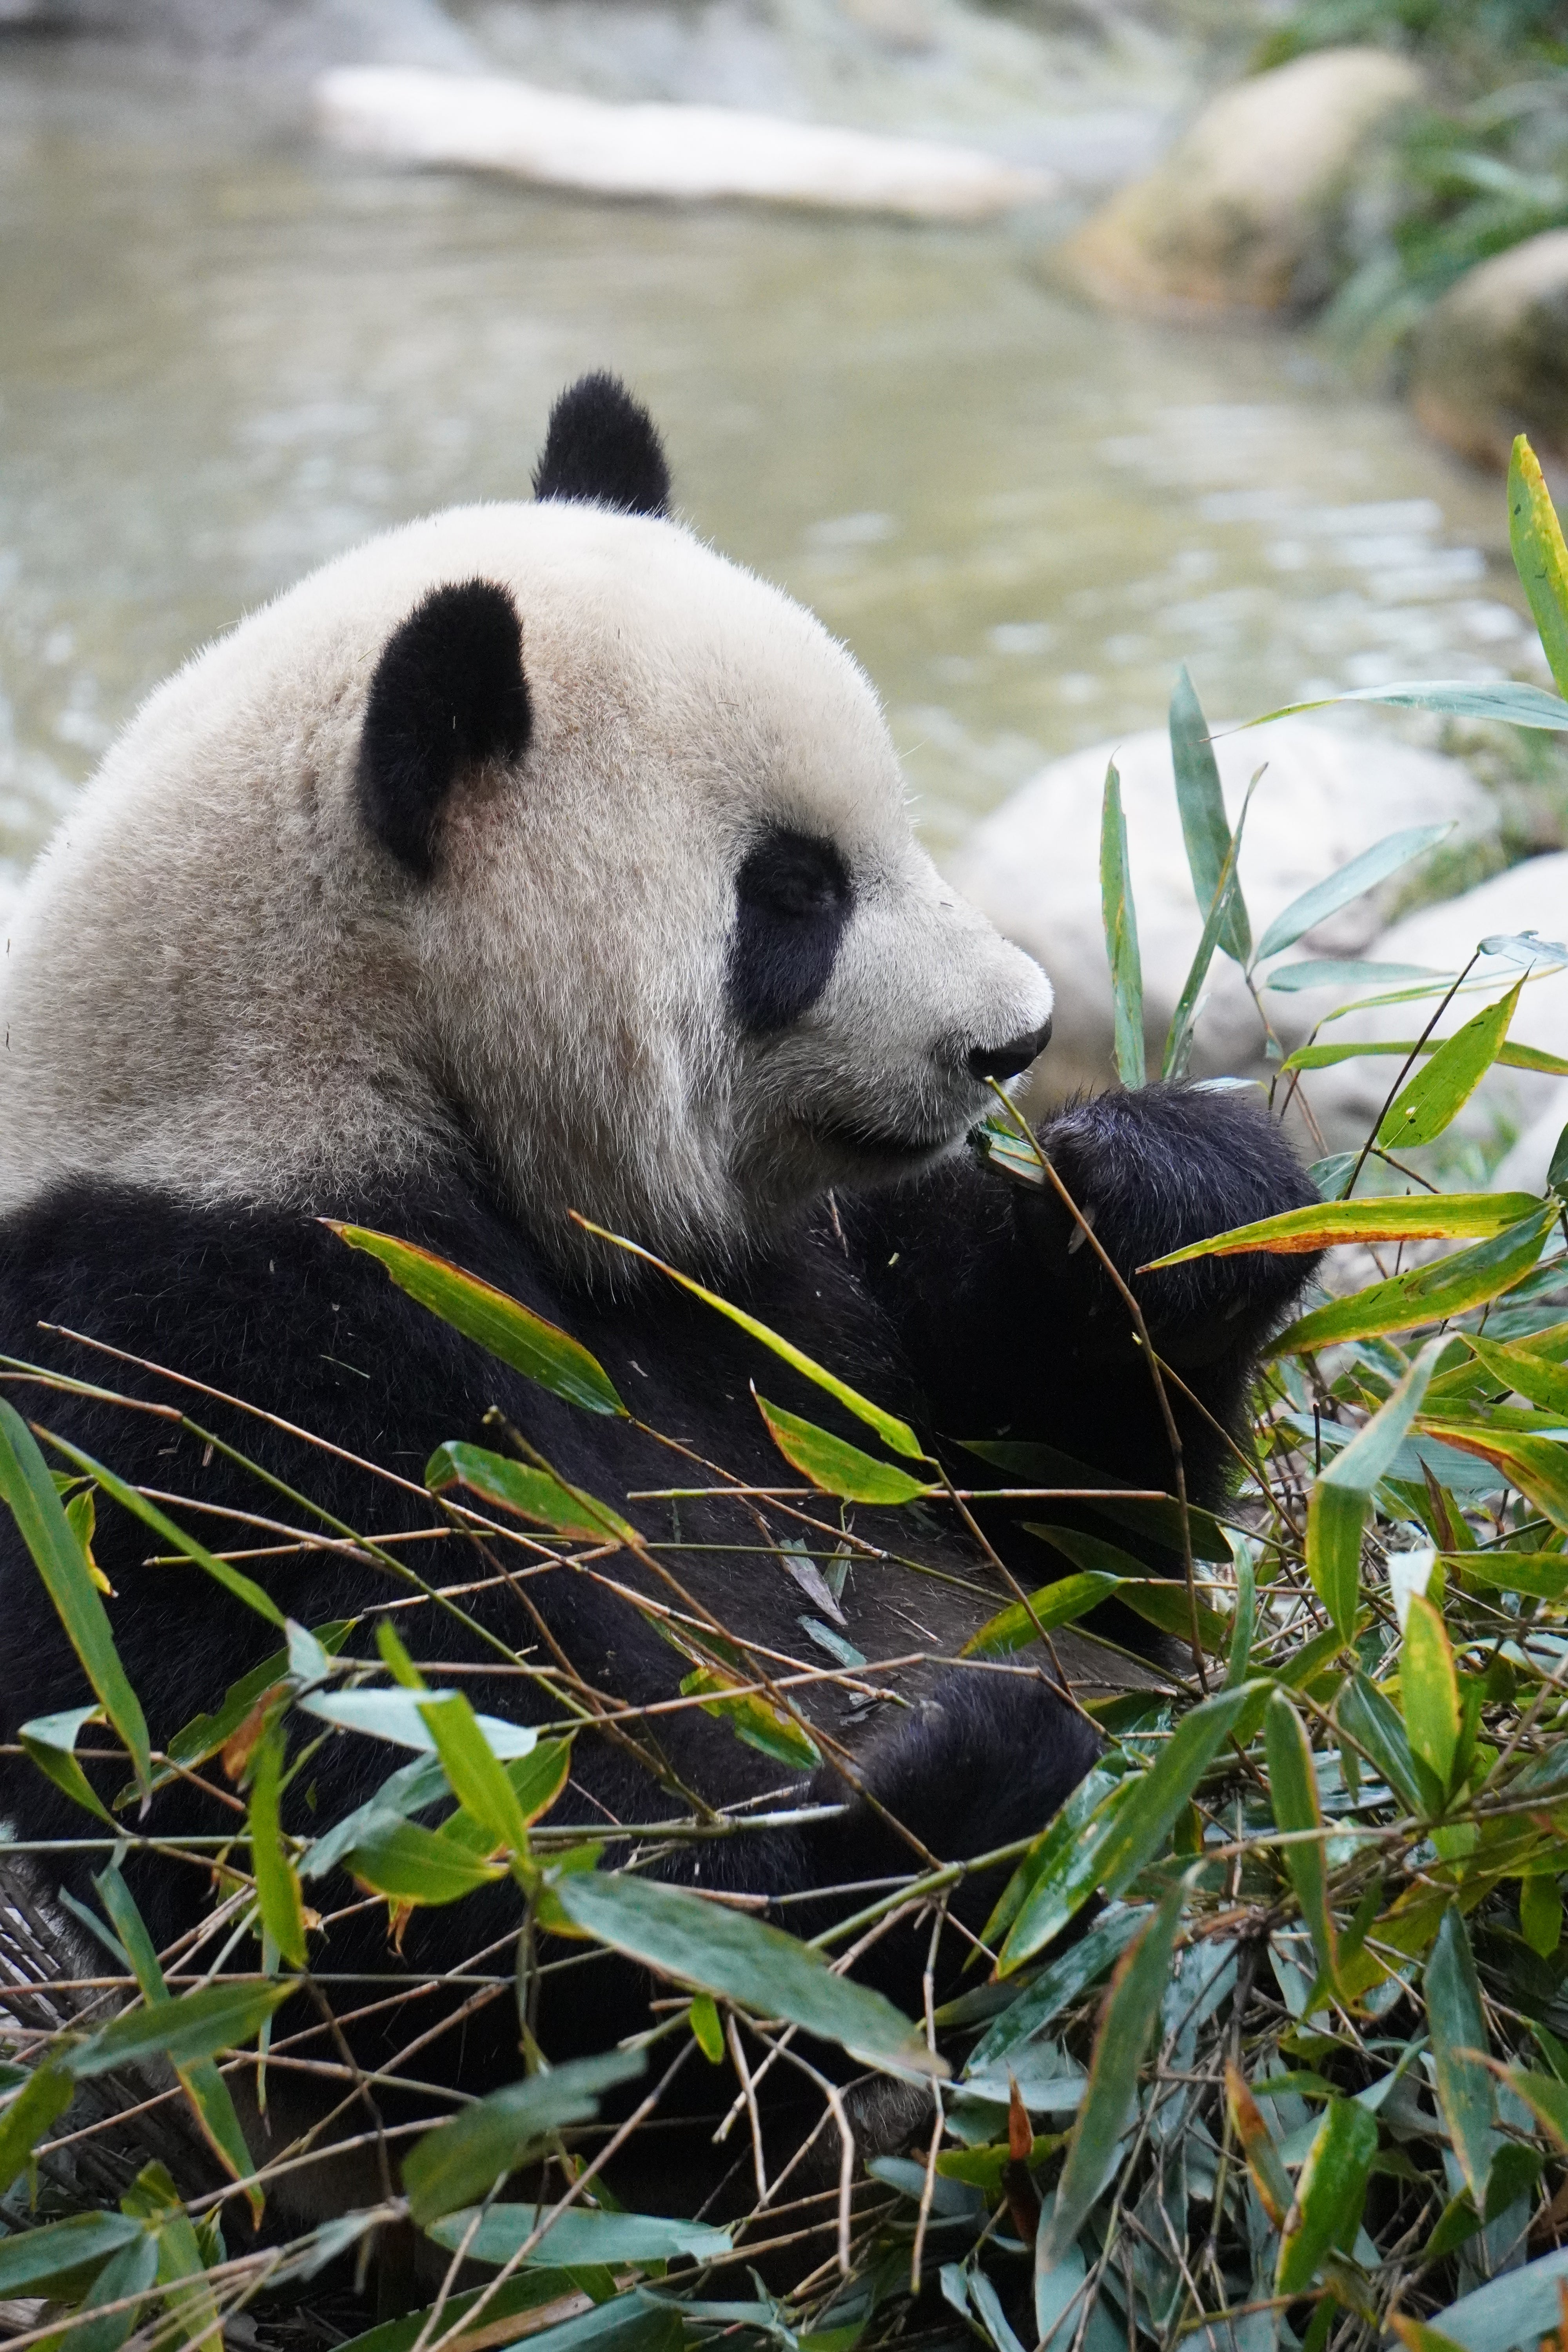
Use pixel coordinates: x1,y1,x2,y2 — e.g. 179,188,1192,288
358,579,530,880
532,373,671,518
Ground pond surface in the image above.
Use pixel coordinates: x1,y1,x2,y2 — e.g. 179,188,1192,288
0,39,1543,890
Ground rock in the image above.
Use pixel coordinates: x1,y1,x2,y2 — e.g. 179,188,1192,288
945,717,1495,1106
10,0,483,72
1297,855,1568,1154
1410,230,1568,475
315,64,1058,218
1060,46,1424,317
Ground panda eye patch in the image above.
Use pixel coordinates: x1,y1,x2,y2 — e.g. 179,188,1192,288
730,828,853,1034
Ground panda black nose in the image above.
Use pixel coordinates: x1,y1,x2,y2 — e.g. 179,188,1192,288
967,1018,1052,1082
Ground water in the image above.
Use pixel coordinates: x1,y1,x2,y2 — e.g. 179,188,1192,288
0,40,1543,891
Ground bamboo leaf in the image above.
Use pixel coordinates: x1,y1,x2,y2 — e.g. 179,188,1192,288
1338,1673,1426,1814
1419,2246,1568,2352
1245,681,1568,733
0,1402,152,1801
424,2204,733,2267
1266,1693,1338,1992
326,1225,626,1415
71,1980,296,2078
1503,2065,1568,2151
1100,757,1145,1087
1276,1206,1555,1352
248,1724,308,1969
1226,2062,1293,2228
59,2229,160,2352
403,2051,648,2225
20,1704,114,1825
1286,1037,1568,1076
542,1868,939,2076
960,1572,1122,1657
1253,824,1456,964
418,1692,537,1861
999,1684,1264,1973
1413,1421,1568,1532
1163,785,1251,1083
1468,1335,1568,1416
1275,2098,1378,2294
1426,1908,1497,2203
299,1684,537,1757
1143,1192,1542,1270
753,1396,934,1505
1035,1877,1187,2275
0,2212,145,2298
1403,1595,1461,1797
1307,1341,1446,1637
38,1429,287,1630
1170,664,1251,964
342,1817,508,1905
425,1442,635,1545
1267,959,1446,994
677,1665,822,1771
961,1910,1145,2072
1508,436,1568,699
572,1218,929,1462
0,2062,75,2196
1377,985,1523,1150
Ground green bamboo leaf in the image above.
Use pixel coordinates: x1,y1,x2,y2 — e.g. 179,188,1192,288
160,1623,352,1780
1226,1541,1256,1690
961,1908,1145,2074
1163,785,1251,1082
403,2050,648,2225
71,1980,296,2078
1523,1876,1566,1959
0,1402,151,1801
1275,2098,1378,2294
1276,1206,1556,1353
59,2229,160,2352
1338,1673,1427,1814
1171,665,1250,964
1307,1340,1446,1638
999,1684,1265,1973
960,1572,1121,1658
1414,1421,1568,1533
1266,1693,1337,1992
0,2212,145,2298
980,1769,1120,1957
327,1224,626,1415
1503,2065,1568,2151
299,1684,537,1756
542,1868,938,2075
38,1428,286,1630
572,1218,928,1463
323,2274,621,2352
1253,823,1456,964
1286,1036,1568,1077
1035,1877,1187,2275
92,1862,274,2220
753,1396,934,1505
1459,1551,1568,1601
677,1665,822,1771
248,1724,307,1969
963,1438,1230,1557
1509,436,1568,699
418,1692,535,1861
1100,757,1145,1087
1245,681,1568,735
425,1442,635,1545
1403,1596,1461,1797
0,2062,75,2196
1426,1908,1497,2203
1267,959,1445,994
1144,1191,1541,1270
1468,1336,1568,1416
20,1704,114,1825
341,1816,508,1905
1419,2246,1568,2352
1377,984,1523,1150
425,2204,733,2267
1016,1523,1233,1649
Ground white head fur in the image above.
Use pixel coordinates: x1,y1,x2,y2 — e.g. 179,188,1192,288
0,378,1053,1273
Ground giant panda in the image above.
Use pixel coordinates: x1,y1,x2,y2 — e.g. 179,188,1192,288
0,375,1316,2212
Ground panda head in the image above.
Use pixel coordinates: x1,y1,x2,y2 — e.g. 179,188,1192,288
0,375,1053,1273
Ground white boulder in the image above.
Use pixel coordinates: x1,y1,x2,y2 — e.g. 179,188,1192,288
315,64,1058,218
947,716,1494,1107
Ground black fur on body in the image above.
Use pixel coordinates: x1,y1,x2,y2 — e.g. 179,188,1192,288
0,1097,1312,2109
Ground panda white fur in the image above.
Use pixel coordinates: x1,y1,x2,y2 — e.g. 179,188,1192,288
0,376,1316,2185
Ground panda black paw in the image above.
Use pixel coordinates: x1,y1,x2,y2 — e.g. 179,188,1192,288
1026,1082,1319,1365
826,1672,1098,1904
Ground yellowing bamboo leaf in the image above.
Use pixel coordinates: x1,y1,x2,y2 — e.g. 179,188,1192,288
1276,1205,1555,1353
1377,985,1523,1150
1225,2062,1292,2229
426,1442,635,1545
248,1724,307,1969
1403,1595,1460,1796
1143,1192,1542,1270
754,1396,933,1505
1275,2098,1378,2294
1509,436,1568,699
327,1225,626,1416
